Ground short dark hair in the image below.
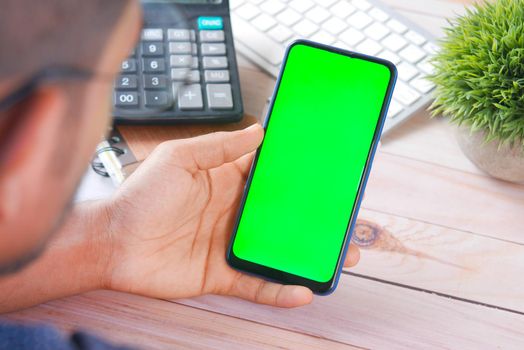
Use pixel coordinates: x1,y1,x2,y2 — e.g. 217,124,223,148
0,0,130,79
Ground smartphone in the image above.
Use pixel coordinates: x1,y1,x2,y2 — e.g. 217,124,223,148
227,40,397,294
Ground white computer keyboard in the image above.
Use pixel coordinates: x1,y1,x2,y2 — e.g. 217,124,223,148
230,0,437,134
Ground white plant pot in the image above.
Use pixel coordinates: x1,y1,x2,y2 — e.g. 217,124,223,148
455,125,524,184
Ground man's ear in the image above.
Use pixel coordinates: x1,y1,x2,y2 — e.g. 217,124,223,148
0,84,67,221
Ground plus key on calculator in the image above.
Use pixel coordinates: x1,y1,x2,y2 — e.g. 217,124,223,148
113,0,243,124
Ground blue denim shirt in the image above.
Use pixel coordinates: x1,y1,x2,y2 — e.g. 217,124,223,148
0,322,135,350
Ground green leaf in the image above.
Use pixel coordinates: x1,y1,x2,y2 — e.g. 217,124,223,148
429,0,524,149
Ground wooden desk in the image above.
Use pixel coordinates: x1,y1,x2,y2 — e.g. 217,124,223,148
5,0,524,348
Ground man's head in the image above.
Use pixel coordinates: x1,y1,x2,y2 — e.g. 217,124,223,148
0,0,141,273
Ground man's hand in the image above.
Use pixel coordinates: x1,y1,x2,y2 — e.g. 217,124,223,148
0,124,360,313
103,124,360,308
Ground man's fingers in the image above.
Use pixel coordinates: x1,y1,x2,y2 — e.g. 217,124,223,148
343,244,360,268
171,124,264,172
229,273,313,308
227,244,358,307
233,151,256,178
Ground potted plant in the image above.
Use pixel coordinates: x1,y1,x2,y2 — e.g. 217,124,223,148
429,0,524,183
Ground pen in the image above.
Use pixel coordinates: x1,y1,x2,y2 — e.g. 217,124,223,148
96,139,126,187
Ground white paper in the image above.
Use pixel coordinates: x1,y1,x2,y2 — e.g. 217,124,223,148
74,166,117,202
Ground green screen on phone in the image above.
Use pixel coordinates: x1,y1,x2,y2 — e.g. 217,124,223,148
231,42,393,285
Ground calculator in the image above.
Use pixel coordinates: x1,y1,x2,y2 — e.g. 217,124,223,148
113,0,243,124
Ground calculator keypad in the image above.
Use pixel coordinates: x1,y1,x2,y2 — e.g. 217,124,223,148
142,42,164,56
115,92,139,108
207,84,233,109
143,75,167,89
113,16,239,118
178,84,204,110
116,76,137,89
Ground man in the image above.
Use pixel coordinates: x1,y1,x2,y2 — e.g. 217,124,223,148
0,0,360,348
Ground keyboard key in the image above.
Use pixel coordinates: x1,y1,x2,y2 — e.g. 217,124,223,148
405,30,427,45
423,42,439,54
142,28,163,41
348,11,372,30
289,0,314,13
284,35,300,48
323,17,348,35
207,84,233,109
168,29,191,41
178,84,203,110
330,1,356,19
143,58,165,73
229,0,245,10
369,8,390,22
352,0,372,11
197,16,223,30
201,43,226,55
203,56,228,69
116,75,137,89
399,45,427,64
411,74,435,93
397,62,418,81
310,30,336,45
204,70,230,83
268,24,293,43
293,19,319,37
142,42,164,56
276,8,302,27
306,6,331,24
386,19,408,34
321,0,339,8
236,3,260,20
145,91,172,109
381,33,408,52
121,59,137,73
253,13,278,31
387,99,403,118
364,22,390,41
356,39,381,56
169,42,192,54
231,15,284,65
114,92,138,108
394,81,421,105
377,50,401,65
333,41,350,50
418,58,435,75
339,27,365,47
144,75,167,89
260,0,286,15
200,30,225,42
